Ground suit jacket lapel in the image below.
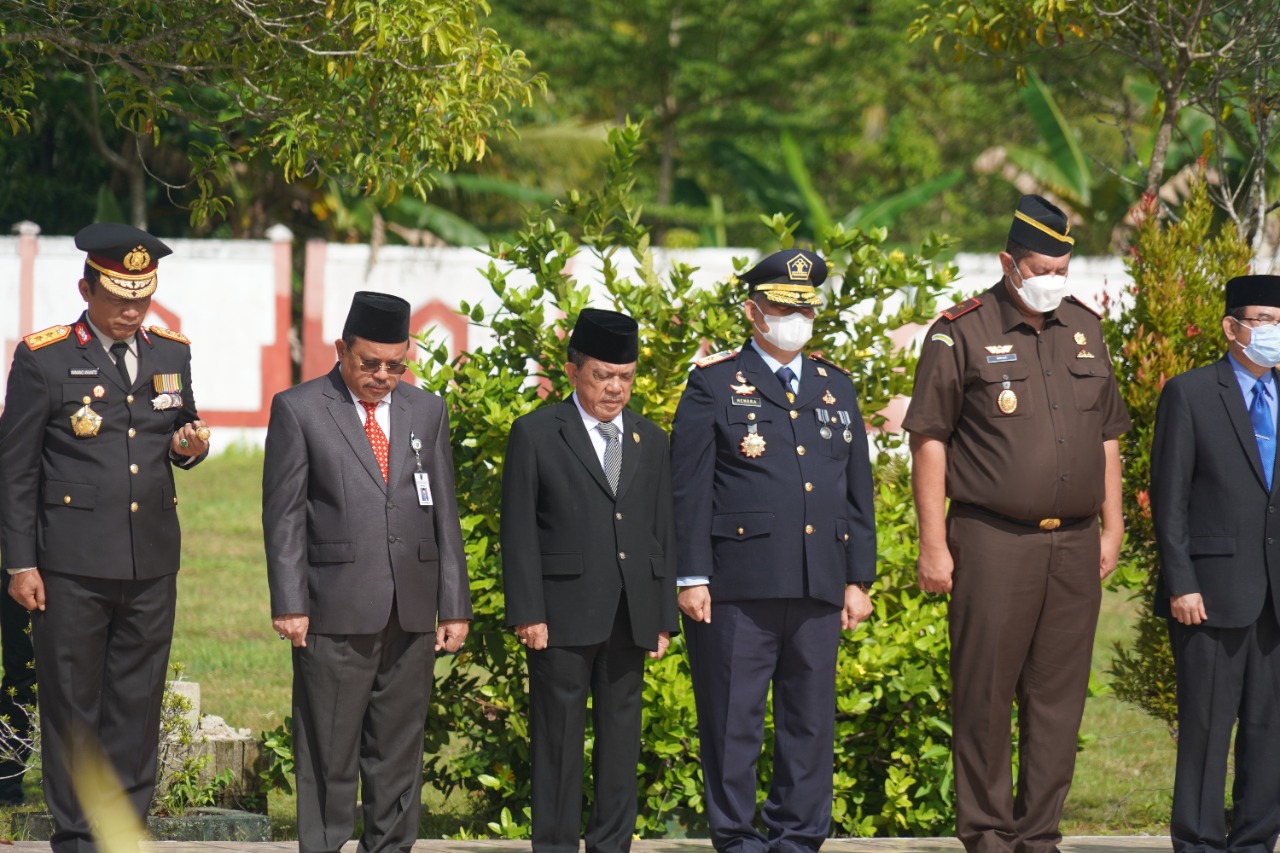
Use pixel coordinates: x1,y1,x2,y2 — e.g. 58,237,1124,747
794,357,828,409
740,342,792,410
74,316,129,393
1218,357,1268,491
615,409,642,500
387,390,412,486
133,329,153,395
557,399,614,499
323,367,387,492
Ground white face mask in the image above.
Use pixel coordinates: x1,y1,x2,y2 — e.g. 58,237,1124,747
754,310,814,352
1011,264,1071,313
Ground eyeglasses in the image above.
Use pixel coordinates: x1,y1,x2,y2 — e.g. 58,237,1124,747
1234,316,1280,329
354,358,409,375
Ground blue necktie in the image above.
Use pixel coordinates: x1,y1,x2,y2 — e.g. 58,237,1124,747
776,365,797,395
1251,378,1275,490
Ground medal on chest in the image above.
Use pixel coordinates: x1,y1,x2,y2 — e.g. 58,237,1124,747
70,396,103,437
740,423,766,458
816,408,833,439
996,373,1018,414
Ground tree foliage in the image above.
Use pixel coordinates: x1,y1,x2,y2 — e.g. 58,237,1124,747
1102,177,1253,727
414,121,963,837
0,0,541,223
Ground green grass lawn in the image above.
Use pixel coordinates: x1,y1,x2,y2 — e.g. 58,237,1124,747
2,447,1179,837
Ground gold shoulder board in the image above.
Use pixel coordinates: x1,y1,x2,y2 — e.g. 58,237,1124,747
695,348,739,368
149,325,191,344
809,352,851,375
23,325,71,351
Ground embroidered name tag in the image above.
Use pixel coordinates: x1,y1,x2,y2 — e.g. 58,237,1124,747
986,354,1019,364
69,367,100,377
731,396,762,407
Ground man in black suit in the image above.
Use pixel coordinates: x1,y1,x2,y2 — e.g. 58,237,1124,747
263,291,471,852
0,223,209,850
1151,274,1280,853
670,250,877,852
501,308,678,853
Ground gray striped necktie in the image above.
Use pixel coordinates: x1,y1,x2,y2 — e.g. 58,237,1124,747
597,421,621,495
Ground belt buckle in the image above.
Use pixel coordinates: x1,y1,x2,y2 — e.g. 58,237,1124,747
1038,518,1061,531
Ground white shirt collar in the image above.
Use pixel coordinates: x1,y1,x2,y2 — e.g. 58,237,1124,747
749,338,803,378
347,387,394,409
85,316,136,355
571,391,624,433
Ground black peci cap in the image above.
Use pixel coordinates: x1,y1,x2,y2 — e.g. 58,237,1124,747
75,222,172,299
738,249,827,306
1008,195,1074,258
343,291,411,344
1226,275,1280,311
568,308,639,364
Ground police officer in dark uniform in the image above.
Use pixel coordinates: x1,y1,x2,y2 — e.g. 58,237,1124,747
903,196,1130,853
671,249,877,852
0,223,209,850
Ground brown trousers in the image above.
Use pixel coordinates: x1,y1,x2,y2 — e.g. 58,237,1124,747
947,505,1102,853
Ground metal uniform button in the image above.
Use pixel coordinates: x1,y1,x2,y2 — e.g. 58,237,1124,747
172,497,178,506
386,501,395,509
126,394,134,404
128,428,137,438
843,533,850,541
747,413,756,421
130,464,139,474
805,482,813,492
63,495,71,504
388,535,397,543
130,502,138,513
797,445,806,456
789,410,798,420
737,527,745,535
619,552,627,560
615,512,623,520
805,524,814,535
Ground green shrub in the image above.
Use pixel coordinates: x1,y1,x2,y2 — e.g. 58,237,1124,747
1103,177,1253,728
415,121,960,837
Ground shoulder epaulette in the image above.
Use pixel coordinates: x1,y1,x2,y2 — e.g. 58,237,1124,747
809,352,850,375
149,325,190,345
940,297,982,321
23,325,72,351
695,348,738,368
1066,294,1103,319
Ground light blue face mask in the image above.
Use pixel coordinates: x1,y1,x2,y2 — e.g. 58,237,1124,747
1238,319,1280,368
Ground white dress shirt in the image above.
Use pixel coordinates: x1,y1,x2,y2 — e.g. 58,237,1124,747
571,391,624,472
86,316,138,383
349,388,394,446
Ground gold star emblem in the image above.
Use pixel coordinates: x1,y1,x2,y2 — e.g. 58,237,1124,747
1074,331,1088,346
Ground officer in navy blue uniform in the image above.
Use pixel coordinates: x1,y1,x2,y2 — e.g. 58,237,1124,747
670,249,877,853
0,223,209,851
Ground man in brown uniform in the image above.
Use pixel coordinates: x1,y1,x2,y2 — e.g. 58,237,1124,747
903,195,1130,853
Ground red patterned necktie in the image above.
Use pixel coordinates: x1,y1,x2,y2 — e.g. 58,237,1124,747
359,400,389,482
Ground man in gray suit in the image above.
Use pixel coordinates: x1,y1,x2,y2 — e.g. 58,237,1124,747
263,291,471,852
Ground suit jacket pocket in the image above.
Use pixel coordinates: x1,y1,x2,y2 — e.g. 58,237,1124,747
44,480,96,509
541,552,583,576
650,555,666,577
419,539,439,562
711,512,774,540
308,540,354,564
1189,536,1235,556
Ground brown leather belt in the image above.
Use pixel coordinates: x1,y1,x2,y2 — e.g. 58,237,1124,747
953,502,1094,531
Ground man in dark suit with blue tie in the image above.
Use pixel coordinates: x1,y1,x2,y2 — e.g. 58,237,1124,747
670,250,877,852
1151,274,1280,853
501,308,679,853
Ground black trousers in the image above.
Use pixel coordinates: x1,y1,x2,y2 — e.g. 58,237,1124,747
292,607,434,853
0,573,35,802
527,598,646,853
1170,605,1280,853
684,597,841,853
32,571,176,853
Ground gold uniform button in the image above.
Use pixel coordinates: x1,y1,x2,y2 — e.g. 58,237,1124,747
737,527,745,535
843,533,850,541
130,502,139,513
789,410,798,420
173,497,179,506
130,464,139,474
747,413,756,421
805,482,814,492
128,428,137,438
805,524,814,535
796,445,806,456
618,552,627,560
63,495,71,505
615,512,623,521
126,394,134,404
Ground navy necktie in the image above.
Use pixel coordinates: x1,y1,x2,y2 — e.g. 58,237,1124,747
776,366,796,393
1251,378,1275,490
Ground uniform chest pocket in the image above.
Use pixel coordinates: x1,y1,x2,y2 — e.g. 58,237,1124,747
62,383,111,408
726,406,770,426
1066,361,1110,413
975,364,1032,420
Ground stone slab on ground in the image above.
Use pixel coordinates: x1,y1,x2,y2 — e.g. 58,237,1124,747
0,836,1175,852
